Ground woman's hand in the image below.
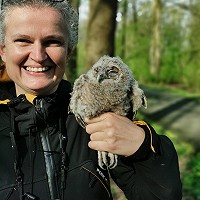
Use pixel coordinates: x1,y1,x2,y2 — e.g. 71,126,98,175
85,112,145,157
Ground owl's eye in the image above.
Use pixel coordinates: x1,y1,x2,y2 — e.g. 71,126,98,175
107,66,119,79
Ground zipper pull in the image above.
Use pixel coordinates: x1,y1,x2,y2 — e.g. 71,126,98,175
35,99,43,111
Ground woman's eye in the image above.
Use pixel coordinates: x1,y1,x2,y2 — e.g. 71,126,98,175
15,39,31,44
45,39,63,47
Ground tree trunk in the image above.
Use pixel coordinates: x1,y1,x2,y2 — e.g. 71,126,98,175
128,0,138,59
120,0,128,59
84,0,118,71
149,0,162,79
132,0,138,24
188,1,200,63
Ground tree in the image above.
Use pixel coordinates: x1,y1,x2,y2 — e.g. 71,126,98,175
84,0,118,71
132,0,138,24
120,0,128,59
172,0,200,90
149,0,162,79
186,1,200,64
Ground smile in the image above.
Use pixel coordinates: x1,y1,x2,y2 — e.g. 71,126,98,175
25,66,50,72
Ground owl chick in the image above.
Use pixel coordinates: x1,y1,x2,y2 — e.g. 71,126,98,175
69,55,147,169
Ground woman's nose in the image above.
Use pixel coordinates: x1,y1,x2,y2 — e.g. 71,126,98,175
30,42,47,63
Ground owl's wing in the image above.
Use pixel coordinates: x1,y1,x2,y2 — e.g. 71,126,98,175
131,81,147,115
69,74,90,129
68,107,87,128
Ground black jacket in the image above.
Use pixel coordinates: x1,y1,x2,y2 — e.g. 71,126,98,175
0,80,182,200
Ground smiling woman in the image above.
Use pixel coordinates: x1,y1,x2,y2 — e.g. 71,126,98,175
0,0,78,96
1,6,69,95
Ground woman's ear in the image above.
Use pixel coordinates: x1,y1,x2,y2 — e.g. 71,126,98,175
0,45,6,62
0,45,10,82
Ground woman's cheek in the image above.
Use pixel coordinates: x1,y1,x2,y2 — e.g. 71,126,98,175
50,47,68,67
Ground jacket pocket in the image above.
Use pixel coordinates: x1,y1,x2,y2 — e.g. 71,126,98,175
80,162,111,198
65,160,112,200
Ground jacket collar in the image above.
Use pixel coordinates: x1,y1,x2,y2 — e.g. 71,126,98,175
1,80,72,136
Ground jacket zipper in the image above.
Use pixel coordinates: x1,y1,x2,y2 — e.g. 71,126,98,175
35,99,60,200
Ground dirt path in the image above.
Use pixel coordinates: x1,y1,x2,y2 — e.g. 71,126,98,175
140,87,200,149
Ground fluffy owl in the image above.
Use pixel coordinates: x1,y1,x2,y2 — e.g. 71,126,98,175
69,55,147,169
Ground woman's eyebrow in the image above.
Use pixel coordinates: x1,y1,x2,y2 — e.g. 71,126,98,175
10,34,65,41
11,34,31,40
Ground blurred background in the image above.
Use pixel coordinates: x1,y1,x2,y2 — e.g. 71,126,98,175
67,0,200,199
1,0,199,199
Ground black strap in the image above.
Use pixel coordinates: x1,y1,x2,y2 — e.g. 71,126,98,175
9,107,24,200
61,134,67,188
59,111,69,200
10,131,24,200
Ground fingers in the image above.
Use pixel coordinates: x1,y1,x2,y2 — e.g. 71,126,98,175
85,112,145,156
89,131,106,141
85,113,119,153
85,112,123,134
85,112,125,125
88,140,117,153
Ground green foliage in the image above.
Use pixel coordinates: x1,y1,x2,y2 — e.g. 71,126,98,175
111,180,127,200
182,153,200,199
159,62,180,85
114,0,200,93
115,18,152,83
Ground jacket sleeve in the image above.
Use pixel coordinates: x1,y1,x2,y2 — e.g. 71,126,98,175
110,121,182,200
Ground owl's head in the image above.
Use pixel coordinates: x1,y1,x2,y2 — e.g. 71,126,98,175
87,55,133,83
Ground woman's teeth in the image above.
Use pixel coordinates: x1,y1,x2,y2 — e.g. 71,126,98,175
26,66,49,72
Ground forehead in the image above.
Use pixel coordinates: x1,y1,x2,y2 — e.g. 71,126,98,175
5,6,67,36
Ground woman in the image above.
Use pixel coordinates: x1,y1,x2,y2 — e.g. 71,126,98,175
0,0,182,199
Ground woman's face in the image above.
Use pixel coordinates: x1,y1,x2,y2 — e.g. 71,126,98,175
0,6,69,95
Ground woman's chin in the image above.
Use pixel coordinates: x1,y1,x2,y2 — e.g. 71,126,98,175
16,80,58,95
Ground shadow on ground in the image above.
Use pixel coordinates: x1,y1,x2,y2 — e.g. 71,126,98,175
140,87,200,150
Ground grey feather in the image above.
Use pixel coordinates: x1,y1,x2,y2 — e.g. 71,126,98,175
69,55,147,169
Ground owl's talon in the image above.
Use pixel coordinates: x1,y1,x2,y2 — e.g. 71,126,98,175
98,151,105,169
98,151,118,169
108,153,118,169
